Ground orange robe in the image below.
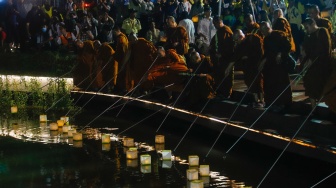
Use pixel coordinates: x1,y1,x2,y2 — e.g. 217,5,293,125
114,33,129,91
272,17,296,52
96,43,117,88
74,40,104,90
165,26,189,55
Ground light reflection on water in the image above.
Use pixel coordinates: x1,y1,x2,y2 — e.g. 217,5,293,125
0,118,248,188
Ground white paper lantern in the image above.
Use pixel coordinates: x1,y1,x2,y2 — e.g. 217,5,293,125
187,169,199,180
49,122,58,130
102,143,111,151
73,141,83,148
101,134,111,144
190,180,204,188
155,143,165,151
162,150,172,161
155,135,165,143
126,159,138,168
57,120,65,127
62,125,70,133
162,160,172,169
11,106,18,113
123,137,134,147
40,114,47,122
68,129,76,137
60,116,69,125
140,154,151,165
126,149,138,159
73,132,82,141
199,165,210,176
188,155,199,166
141,165,152,173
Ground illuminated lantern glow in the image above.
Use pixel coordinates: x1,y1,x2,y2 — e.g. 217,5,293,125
73,132,82,141
199,165,210,176
155,135,165,144
68,129,76,137
161,150,172,160
141,165,152,173
123,137,134,147
62,125,70,132
140,154,151,165
190,180,204,188
102,143,111,151
162,160,172,168
126,159,138,167
188,155,199,166
155,143,165,151
49,122,58,131
40,115,47,122
126,149,138,159
11,106,18,113
187,169,199,180
60,116,69,125
57,120,65,127
101,134,111,144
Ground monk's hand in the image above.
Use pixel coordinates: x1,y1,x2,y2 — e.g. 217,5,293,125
258,59,266,72
276,53,282,64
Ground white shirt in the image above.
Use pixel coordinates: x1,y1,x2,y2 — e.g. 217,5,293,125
178,18,195,44
197,17,216,45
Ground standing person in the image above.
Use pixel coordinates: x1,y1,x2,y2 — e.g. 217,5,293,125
113,26,129,93
243,13,262,36
145,21,161,45
226,29,264,107
121,9,142,36
165,15,189,56
301,18,332,109
209,15,235,99
287,0,303,59
259,21,293,112
197,6,216,54
178,11,195,44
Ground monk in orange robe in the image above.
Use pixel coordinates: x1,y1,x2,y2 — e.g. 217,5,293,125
165,16,189,56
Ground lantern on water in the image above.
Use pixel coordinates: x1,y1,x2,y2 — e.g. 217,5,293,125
161,150,172,161
60,116,69,125
126,149,138,159
126,159,138,168
73,132,82,141
155,143,165,151
155,135,165,144
199,165,210,176
102,143,111,151
11,106,18,113
123,137,134,147
101,134,111,144
49,122,58,131
187,169,199,181
40,115,47,122
57,120,65,127
141,165,152,173
190,180,204,188
68,129,76,137
188,155,199,166
140,154,151,165
62,125,70,133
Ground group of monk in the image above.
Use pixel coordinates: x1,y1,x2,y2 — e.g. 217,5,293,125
73,9,336,113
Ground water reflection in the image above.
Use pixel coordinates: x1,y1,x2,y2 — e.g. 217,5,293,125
0,117,250,188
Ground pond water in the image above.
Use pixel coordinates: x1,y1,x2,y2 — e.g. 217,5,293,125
0,105,334,188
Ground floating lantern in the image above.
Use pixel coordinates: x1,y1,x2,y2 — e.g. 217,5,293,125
187,169,199,180
62,125,70,133
155,135,165,143
190,180,204,188
140,154,151,165
57,120,65,127
73,141,83,148
11,106,18,113
73,132,82,141
126,149,138,159
101,134,111,144
102,143,111,151
60,116,69,125
199,165,210,176
49,122,58,131
123,137,134,147
68,129,76,137
155,143,165,151
162,160,172,168
126,159,138,168
40,114,47,122
188,155,199,166
141,165,152,173
161,150,172,160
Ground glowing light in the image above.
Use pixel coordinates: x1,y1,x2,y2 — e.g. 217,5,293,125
187,169,198,180
11,106,18,113
188,155,199,166
140,154,151,165
155,134,165,143
199,165,210,176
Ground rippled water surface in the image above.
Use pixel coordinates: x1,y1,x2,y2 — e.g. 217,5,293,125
0,105,334,188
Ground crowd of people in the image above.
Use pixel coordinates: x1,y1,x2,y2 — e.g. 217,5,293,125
0,0,335,113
